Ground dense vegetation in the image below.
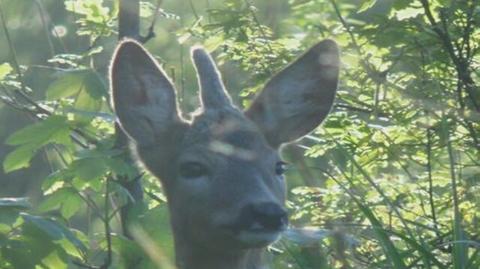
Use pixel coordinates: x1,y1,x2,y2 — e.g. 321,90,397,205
0,0,479,268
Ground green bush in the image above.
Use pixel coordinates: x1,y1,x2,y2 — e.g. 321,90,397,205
0,0,478,268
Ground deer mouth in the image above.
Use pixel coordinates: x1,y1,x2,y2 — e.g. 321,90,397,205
216,202,288,246
220,222,287,247
235,225,284,246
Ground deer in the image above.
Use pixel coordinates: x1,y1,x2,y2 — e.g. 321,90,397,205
110,38,339,269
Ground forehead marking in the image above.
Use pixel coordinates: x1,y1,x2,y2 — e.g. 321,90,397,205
209,140,254,160
209,130,265,161
182,109,272,161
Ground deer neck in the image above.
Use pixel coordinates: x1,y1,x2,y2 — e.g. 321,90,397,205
173,231,268,269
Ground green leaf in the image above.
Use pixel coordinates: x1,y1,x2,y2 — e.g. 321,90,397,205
358,0,377,13
0,63,13,80
6,115,70,146
56,226,88,255
3,116,72,173
0,199,27,232
21,213,87,256
38,188,75,213
47,70,89,100
60,192,83,219
110,234,148,267
22,213,64,240
392,0,414,10
106,157,137,178
3,144,37,173
141,205,175,260
46,69,107,114
74,87,103,113
388,230,445,268
71,157,108,181
0,209,22,232
1,241,37,269
355,201,407,269
41,250,68,269
204,35,224,52
42,170,72,192
65,0,110,23
394,7,423,20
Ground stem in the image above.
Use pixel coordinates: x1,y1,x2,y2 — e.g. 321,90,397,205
101,178,112,269
0,4,27,93
445,121,467,269
325,131,416,240
116,0,146,240
34,0,56,59
426,128,439,233
188,0,200,21
142,0,164,43
244,0,274,54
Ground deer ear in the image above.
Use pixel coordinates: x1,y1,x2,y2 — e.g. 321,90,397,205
110,39,182,146
245,40,339,148
191,47,233,110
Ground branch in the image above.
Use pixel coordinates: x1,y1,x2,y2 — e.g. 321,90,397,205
116,0,147,240
119,0,140,40
101,178,112,269
0,4,26,93
141,0,164,43
426,127,440,234
419,0,480,112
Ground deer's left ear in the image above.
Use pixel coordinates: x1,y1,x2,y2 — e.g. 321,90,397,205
245,40,339,148
110,39,183,146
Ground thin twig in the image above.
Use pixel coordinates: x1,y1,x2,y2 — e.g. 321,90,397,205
419,0,480,112
188,0,200,21
145,190,167,204
36,0,68,52
34,0,56,59
426,127,440,234
0,6,55,117
324,130,417,240
243,0,274,54
72,260,101,269
142,0,163,43
0,4,27,94
101,178,112,269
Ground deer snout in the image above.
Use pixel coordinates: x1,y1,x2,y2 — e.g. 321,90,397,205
250,202,288,231
229,202,288,247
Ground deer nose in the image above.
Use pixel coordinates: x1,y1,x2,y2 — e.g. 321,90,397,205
250,202,288,231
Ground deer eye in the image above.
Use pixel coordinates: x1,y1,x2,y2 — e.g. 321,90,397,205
275,161,288,176
179,162,209,179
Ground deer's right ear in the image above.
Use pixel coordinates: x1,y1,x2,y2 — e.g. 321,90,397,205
245,40,339,148
110,40,182,145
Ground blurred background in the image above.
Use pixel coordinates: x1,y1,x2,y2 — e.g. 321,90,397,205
0,0,479,268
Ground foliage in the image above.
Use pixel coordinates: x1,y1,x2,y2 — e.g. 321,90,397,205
0,0,479,268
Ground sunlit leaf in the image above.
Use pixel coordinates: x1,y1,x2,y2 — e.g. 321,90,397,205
358,0,377,13
0,63,13,80
3,144,37,173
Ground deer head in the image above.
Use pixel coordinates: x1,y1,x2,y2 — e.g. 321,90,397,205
110,39,339,269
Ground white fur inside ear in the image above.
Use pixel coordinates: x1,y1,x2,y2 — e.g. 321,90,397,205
318,52,338,66
318,51,340,80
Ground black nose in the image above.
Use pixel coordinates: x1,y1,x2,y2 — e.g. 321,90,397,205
250,202,288,230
